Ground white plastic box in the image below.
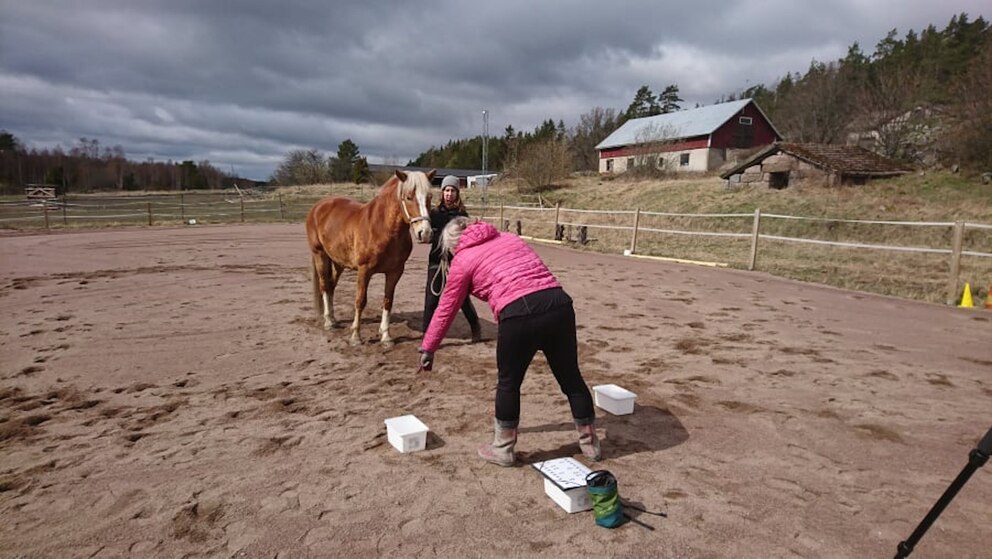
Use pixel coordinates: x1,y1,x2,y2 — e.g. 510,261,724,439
532,458,593,513
384,415,429,453
593,384,637,415
543,478,592,513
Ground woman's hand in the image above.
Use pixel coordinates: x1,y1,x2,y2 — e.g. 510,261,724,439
418,349,434,372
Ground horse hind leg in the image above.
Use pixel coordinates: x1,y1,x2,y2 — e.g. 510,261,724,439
351,267,372,346
379,270,403,347
312,251,337,330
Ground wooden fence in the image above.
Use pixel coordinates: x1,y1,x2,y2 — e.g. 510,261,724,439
2,194,990,305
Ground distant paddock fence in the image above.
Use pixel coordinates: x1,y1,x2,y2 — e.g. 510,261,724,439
2,193,990,305
0,192,328,228
471,203,992,306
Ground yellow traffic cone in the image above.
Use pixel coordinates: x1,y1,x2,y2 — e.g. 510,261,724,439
959,283,974,308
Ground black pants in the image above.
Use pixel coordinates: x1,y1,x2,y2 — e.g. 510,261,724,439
495,297,594,427
423,264,480,333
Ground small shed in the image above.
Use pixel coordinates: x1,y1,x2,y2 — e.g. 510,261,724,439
719,143,910,189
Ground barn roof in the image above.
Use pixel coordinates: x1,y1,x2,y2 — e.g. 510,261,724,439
719,143,911,179
596,99,779,150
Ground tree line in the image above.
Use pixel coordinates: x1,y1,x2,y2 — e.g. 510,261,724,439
0,133,246,195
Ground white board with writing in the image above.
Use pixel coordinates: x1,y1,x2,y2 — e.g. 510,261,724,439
531,457,592,491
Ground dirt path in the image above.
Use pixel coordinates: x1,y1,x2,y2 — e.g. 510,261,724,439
1,223,989,558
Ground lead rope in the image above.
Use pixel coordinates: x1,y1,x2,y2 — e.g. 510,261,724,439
430,252,450,297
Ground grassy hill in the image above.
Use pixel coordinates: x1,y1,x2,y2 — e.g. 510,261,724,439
454,171,992,305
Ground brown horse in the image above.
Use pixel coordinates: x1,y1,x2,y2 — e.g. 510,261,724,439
306,169,436,346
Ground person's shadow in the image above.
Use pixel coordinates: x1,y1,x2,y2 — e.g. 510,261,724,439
517,404,688,463
386,310,498,345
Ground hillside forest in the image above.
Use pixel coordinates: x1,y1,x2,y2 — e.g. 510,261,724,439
0,13,988,194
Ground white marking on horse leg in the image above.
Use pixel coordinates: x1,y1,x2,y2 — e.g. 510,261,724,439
350,314,362,346
322,292,334,329
379,309,393,346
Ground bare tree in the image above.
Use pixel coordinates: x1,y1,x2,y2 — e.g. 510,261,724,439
569,107,621,172
776,61,852,144
626,123,678,177
943,41,992,170
852,65,932,163
271,148,330,185
507,139,570,192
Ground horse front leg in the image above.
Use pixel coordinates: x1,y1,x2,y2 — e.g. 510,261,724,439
379,269,403,347
351,267,372,346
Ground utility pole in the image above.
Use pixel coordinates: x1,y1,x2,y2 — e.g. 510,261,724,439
482,109,489,218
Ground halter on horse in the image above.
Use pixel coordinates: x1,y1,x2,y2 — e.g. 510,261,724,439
306,169,436,346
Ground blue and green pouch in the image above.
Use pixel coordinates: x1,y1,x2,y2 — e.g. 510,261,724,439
586,470,624,528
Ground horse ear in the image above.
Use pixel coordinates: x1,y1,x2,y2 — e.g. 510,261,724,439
395,170,408,182
426,169,437,181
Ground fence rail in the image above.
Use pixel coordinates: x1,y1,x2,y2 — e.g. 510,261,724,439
2,193,990,305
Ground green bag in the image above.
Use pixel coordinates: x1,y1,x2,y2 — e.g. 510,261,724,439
586,470,624,528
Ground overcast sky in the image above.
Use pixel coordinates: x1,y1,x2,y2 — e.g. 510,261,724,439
1,1,987,180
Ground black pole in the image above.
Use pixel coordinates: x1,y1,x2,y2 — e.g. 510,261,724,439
895,426,992,558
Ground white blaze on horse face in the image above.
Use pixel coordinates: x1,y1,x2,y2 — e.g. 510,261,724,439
406,174,432,243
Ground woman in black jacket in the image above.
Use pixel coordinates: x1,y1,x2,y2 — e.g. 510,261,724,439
423,175,481,341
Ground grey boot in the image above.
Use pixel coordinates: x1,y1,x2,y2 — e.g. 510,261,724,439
576,421,602,461
478,420,517,467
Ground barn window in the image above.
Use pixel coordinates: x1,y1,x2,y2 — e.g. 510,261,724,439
626,157,635,169
679,153,690,166
739,116,753,125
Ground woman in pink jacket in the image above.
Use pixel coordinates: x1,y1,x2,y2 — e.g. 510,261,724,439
419,217,601,466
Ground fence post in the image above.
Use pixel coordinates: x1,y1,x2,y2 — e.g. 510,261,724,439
147,202,153,226
62,196,67,226
43,203,50,230
945,221,965,305
180,193,185,223
554,202,561,236
498,204,504,231
748,208,762,271
630,207,641,254
278,193,285,220
240,197,245,223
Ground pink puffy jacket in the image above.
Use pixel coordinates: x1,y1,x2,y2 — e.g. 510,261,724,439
420,221,560,353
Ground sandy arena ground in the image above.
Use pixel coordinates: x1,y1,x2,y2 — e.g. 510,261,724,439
1,223,990,558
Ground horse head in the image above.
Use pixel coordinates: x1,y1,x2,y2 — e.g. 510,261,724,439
394,169,436,244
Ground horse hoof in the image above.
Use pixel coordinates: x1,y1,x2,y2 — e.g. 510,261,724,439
381,338,395,348
324,320,337,330
350,337,362,347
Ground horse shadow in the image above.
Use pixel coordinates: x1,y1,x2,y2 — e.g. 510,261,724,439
516,404,688,463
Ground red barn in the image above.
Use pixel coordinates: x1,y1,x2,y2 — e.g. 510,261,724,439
595,99,781,173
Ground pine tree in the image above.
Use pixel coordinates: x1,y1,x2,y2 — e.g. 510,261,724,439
659,84,683,113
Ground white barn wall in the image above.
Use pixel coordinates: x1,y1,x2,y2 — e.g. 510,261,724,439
599,147,716,173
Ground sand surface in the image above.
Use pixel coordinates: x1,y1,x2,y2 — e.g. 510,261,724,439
1,223,990,558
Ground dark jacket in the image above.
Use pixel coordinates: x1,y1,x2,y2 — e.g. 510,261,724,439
428,205,468,265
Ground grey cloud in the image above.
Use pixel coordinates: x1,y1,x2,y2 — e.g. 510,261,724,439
1,0,987,180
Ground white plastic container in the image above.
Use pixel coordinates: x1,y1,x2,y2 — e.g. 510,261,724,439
593,384,637,415
543,478,592,513
384,415,429,453
532,458,593,513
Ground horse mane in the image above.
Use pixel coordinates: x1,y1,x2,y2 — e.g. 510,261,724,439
378,170,430,200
